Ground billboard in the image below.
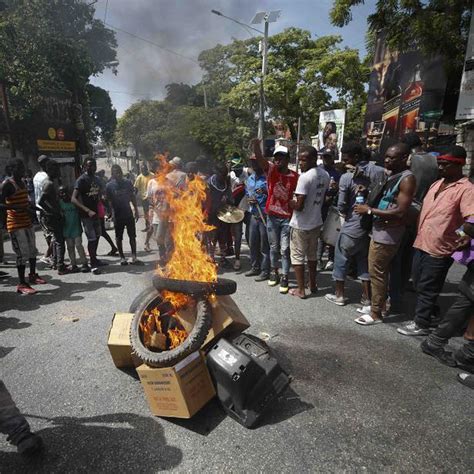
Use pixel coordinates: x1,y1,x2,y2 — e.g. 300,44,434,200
318,109,345,155
36,95,78,154
456,6,474,120
364,33,448,152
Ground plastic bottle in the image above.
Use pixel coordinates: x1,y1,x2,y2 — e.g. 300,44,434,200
355,190,366,205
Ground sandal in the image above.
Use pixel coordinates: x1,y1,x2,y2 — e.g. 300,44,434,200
354,314,382,326
17,284,37,295
289,288,306,299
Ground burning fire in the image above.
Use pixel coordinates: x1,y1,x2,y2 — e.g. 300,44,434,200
151,155,217,310
140,306,189,351
139,155,217,352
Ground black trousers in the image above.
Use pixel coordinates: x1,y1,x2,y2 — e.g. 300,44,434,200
412,249,453,329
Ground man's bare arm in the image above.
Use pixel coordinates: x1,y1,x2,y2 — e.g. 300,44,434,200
251,138,269,172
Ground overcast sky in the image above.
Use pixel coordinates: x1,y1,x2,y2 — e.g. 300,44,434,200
90,0,376,116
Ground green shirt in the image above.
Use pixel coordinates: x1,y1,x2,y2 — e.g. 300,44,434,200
60,200,82,239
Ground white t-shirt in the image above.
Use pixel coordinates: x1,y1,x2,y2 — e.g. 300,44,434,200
33,171,48,206
290,166,329,231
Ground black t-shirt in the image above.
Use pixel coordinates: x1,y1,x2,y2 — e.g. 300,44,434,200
39,177,62,224
106,178,134,221
74,173,104,217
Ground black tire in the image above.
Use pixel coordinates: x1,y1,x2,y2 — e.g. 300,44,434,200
152,275,236,296
128,286,161,313
130,292,212,368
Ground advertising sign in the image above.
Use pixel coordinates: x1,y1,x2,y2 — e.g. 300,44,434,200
318,109,345,155
36,94,78,154
456,6,474,120
364,32,448,152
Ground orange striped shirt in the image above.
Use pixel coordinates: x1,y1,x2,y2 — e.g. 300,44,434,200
5,180,32,232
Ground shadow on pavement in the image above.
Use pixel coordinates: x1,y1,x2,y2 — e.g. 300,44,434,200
0,280,121,313
166,398,227,436
0,346,15,359
0,317,31,332
0,412,183,473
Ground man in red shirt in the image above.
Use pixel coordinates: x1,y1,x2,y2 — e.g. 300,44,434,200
398,146,474,336
252,139,299,294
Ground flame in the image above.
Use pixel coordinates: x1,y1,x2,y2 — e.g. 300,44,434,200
141,306,189,351
151,155,217,310
168,328,189,350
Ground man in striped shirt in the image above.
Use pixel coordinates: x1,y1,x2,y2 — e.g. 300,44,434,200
1,159,46,294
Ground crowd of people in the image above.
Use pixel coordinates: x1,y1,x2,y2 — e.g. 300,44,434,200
1,134,473,390
140,135,473,387
0,134,473,458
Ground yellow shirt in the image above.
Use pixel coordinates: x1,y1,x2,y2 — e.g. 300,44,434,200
134,173,152,201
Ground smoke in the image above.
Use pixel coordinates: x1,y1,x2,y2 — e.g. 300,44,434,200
92,0,261,114
90,0,373,115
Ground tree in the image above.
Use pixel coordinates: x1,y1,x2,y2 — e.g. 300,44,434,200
199,28,369,140
86,85,117,145
115,99,253,163
330,0,472,75
0,0,117,154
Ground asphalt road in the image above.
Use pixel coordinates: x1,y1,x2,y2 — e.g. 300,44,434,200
0,219,473,473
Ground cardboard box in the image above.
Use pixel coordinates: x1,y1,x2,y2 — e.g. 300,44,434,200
177,295,250,350
108,313,141,368
137,351,216,418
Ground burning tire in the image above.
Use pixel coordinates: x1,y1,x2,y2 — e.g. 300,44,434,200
152,275,237,297
129,286,160,313
130,293,212,368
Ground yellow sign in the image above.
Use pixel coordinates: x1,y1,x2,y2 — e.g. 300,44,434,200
37,139,76,152
47,127,56,139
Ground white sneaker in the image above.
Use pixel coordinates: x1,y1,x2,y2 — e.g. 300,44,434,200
324,260,334,271
357,305,371,315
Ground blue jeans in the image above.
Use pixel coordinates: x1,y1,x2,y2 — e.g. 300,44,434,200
333,232,370,281
266,215,290,275
249,215,270,273
412,249,453,328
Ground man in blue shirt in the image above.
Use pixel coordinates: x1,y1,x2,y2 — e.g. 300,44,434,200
106,165,141,265
325,142,385,306
244,155,270,281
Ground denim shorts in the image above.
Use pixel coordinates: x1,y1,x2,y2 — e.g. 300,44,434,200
333,232,370,281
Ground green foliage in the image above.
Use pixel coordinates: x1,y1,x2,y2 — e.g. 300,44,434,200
115,99,253,162
118,28,368,157
0,0,117,153
86,85,117,145
199,28,369,140
330,0,472,75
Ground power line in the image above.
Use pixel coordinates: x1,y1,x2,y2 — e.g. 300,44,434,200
104,21,199,65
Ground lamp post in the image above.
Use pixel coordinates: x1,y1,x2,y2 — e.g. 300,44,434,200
211,9,280,143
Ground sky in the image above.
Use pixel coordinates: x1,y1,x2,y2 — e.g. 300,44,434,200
90,0,376,116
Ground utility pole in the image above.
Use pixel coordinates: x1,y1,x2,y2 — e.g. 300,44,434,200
211,9,280,147
251,11,280,145
258,18,269,141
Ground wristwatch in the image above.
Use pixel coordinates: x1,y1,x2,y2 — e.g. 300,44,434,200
367,208,372,215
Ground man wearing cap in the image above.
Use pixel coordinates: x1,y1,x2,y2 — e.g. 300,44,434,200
252,139,299,294
166,157,187,190
33,154,53,264
398,145,474,336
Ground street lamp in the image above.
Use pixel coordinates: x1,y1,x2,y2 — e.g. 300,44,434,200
211,9,281,142
251,11,281,141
